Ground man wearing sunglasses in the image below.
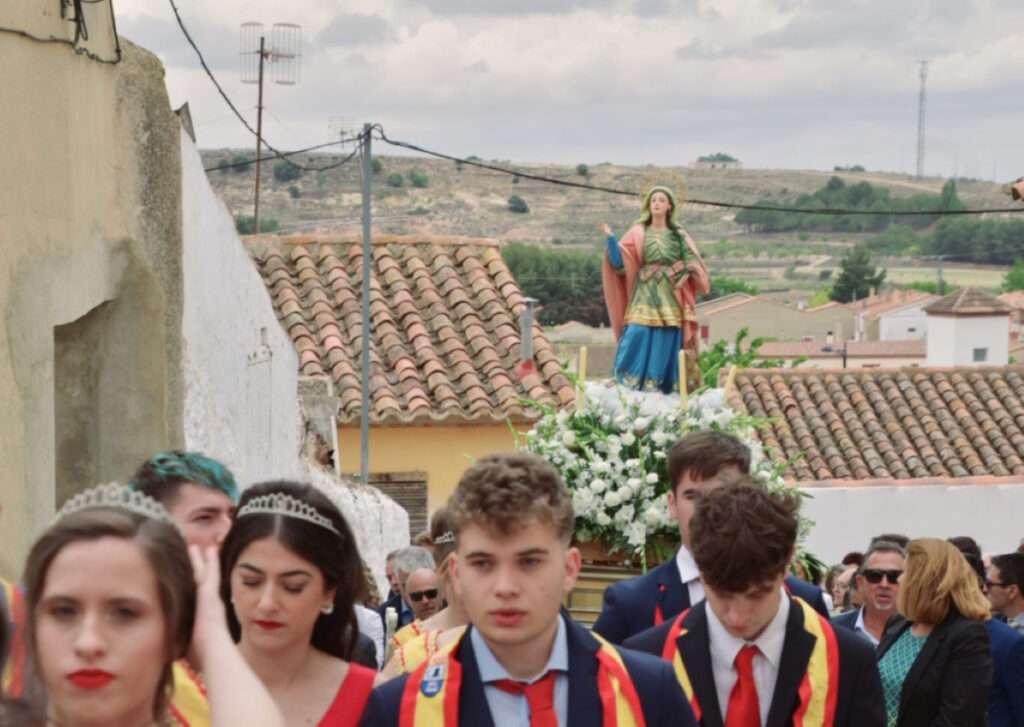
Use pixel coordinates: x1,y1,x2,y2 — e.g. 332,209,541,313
989,553,1024,635
404,567,444,621
832,540,905,646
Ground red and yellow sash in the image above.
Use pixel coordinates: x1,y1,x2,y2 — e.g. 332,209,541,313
662,598,839,727
167,659,211,727
392,620,425,653
1,578,27,699
399,630,646,727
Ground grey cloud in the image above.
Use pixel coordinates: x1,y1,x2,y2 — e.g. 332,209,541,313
317,13,396,47
465,60,490,74
118,14,236,70
406,0,615,16
674,39,758,61
633,0,698,17
751,2,942,52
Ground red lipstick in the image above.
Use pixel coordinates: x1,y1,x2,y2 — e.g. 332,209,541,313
254,620,285,631
67,670,115,690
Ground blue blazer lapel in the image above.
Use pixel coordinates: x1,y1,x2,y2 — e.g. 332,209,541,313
456,628,497,727
656,555,691,621
765,598,816,727
677,604,724,727
565,618,605,727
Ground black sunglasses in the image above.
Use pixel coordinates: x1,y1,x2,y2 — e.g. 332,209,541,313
409,588,439,602
862,569,903,585
986,580,1006,589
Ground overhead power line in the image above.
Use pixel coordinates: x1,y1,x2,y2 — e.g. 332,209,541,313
373,127,1024,217
203,134,364,172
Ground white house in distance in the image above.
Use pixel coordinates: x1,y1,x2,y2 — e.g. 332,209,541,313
925,288,1010,366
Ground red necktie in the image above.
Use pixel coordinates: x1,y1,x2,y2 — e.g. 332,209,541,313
725,645,761,727
492,671,558,727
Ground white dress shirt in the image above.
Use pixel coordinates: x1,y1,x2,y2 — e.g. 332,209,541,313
676,546,706,606
706,590,790,727
853,607,880,647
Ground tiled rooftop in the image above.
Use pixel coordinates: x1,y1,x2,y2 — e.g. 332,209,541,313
925,287,1011,316
248,234,575,424
730,366,1024,485
758,340,926,359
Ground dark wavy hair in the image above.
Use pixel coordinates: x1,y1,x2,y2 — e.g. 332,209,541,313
219,481,364,660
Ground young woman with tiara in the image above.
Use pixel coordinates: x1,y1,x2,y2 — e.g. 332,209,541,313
219,481,376,726
11,482,283,727
601,184,710,393
378,505,468,681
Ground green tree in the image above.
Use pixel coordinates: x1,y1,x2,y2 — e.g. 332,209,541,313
408,170,429,188
272,161,303,183
700,276,759,302
386,173,404,188
225,153,253,174
235,215,280,234
508,195,529,213
288,185,301,199
1003,260,1024,292
371,158,383,175
698,328,802,386
502,243,606,325
830,246,886,303
576,163,590,177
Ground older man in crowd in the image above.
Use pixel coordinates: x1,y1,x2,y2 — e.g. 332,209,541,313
401,567,443,622
833,540,905,646
990,553,1024,634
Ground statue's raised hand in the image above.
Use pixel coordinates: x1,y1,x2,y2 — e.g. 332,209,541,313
598,223,613,237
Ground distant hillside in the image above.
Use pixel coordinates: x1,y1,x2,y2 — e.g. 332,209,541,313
201,150,1010,249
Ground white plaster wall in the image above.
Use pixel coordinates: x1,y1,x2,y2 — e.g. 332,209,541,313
927,315,1008,366
179,128,304,485
879,306,929,341
800,484,1024,561
307,465,410,598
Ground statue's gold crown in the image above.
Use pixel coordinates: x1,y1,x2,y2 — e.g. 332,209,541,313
236,492,340,536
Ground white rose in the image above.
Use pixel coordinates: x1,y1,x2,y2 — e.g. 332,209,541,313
646,473,660,484
651,431,668,446
643,507,662,526
561,431,577,448
596,512,612,526
634,417,650,433
627,521,647,547
621,432,636,446
626,477,642,490
590,478,608,493
603,490,620,507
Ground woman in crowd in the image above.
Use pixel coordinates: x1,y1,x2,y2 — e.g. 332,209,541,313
13,482,282,727
220,480,375,725
379,506,467,680
877,538,993,727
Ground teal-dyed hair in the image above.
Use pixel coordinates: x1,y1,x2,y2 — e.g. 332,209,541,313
130,450,239,505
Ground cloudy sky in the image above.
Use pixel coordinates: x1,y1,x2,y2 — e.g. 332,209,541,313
114,0,1024,179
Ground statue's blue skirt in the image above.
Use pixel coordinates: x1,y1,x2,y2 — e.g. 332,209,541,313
612,325,682,394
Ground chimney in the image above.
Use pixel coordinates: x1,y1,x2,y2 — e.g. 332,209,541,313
517,298,539,379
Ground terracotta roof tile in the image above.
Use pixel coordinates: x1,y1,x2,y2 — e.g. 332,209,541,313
249,234,571,424
733,365,1024,485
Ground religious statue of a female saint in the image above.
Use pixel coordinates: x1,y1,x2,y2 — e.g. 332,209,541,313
601,185,710,393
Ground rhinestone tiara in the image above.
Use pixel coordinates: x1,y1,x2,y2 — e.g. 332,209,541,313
55,482,176,526
236,492,340,536
434,531,455,545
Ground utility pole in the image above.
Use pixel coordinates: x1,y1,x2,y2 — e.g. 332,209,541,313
360,124,373,486
916,60,928,180
241,22,302,233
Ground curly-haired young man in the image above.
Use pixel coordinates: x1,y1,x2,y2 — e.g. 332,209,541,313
363,452,696,727
625,482,885,727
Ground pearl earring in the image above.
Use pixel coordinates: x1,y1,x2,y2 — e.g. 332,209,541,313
320,603,334,615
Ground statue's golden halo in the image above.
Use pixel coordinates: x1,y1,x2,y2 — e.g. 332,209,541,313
638,169,688,206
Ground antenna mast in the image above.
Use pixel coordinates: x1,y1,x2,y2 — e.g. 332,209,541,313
916,60,928,180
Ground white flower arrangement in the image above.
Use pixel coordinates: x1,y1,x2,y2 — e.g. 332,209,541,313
520,382,798,564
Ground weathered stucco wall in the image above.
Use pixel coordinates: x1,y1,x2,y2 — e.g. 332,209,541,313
801,484,1024,562
179,128,305,486
0,7,184,578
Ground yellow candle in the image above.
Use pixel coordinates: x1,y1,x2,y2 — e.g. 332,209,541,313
576,346,588,413
679,350,689,411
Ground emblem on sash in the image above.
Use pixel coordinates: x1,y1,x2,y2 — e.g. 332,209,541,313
420,663,447,697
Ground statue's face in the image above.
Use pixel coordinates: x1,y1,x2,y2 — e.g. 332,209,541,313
648,191,672,218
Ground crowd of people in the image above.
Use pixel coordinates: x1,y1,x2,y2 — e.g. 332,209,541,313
1,434,1023,727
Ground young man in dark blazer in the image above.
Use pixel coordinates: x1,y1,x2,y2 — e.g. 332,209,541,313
362,452,695,727
624,481,885,727
592,432,828,645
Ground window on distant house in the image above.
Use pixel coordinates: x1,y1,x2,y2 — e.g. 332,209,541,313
973,347,988,362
